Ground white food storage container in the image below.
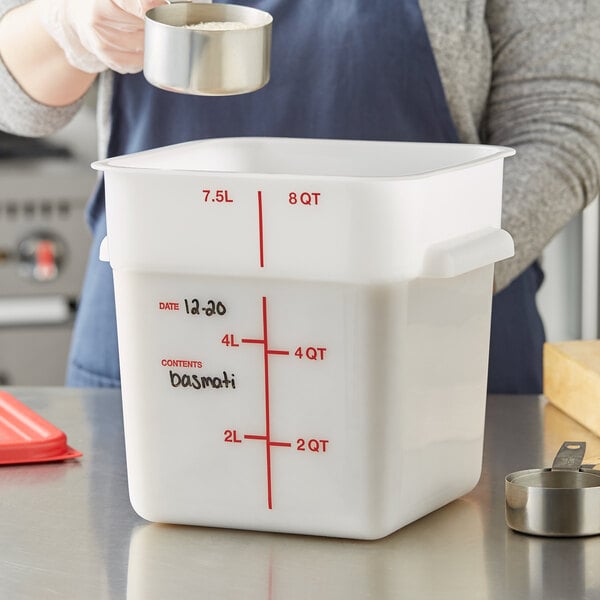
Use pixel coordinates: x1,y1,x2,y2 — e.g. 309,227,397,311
95,137,514,540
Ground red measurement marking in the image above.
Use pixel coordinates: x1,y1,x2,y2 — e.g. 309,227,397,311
239,296,292,510
262,296,273,509
258,191,265,268
241,340,289,355
244,434,292,448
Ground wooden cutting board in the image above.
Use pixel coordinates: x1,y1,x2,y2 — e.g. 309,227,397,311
543,340,600,439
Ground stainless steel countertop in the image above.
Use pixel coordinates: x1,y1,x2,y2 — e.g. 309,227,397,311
1,387,600,599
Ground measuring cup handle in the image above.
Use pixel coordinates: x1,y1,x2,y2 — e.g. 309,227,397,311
551,441,587,471
420,227,514,279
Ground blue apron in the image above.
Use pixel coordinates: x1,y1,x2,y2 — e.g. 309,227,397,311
488,261,545,393
66,0,545,393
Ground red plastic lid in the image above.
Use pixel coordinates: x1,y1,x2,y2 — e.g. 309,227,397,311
0,390,82,465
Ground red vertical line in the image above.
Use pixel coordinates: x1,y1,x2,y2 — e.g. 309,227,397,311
262,295,273,509
258,190,265,268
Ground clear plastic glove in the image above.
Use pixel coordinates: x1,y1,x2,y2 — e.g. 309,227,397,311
38,0,166,74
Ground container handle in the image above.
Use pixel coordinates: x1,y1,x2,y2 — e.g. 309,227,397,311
99,236,110,262
421,228,514,279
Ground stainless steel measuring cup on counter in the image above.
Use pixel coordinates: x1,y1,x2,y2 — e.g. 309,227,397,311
144,3,272,96
506,441,600,537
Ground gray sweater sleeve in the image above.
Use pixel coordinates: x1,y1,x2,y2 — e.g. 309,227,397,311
0,0,83,136
483,0,600,290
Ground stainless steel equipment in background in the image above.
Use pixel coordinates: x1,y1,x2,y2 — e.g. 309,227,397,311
0,106,97,385
538,198,600,342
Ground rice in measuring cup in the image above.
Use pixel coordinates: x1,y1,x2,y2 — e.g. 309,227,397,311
184,21,250,30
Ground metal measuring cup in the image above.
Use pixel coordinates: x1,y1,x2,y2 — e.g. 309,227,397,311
505,441,600,537
144,3,272,96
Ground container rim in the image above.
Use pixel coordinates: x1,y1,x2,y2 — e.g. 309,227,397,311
505,467,600,490
92,137,516,181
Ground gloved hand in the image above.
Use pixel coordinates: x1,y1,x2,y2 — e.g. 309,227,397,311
37,0,166,74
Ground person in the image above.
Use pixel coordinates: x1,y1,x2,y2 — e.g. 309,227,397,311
0,0,599,393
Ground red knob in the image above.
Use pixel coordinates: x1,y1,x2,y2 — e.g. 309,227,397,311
33,239,58,281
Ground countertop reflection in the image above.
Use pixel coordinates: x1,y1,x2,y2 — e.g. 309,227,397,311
1,387,599,599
